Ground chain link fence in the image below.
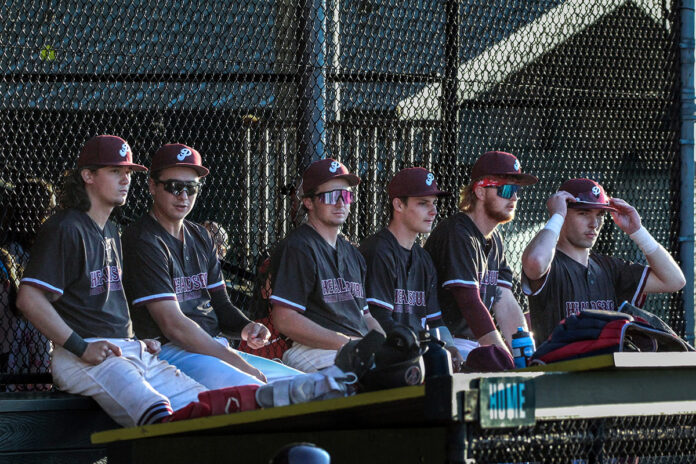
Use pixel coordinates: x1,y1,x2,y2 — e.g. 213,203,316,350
0,0,685,399
467,414,696,463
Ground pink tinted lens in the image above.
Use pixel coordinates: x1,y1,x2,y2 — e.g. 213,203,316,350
320,189,353,205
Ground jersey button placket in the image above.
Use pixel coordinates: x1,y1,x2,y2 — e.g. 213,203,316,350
587,269,597,301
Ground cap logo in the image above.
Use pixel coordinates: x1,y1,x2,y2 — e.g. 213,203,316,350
329,161,340,173
513,160,520,171
591,186,601,197
119,143,130,158
425,173,434,186
177,148,192,161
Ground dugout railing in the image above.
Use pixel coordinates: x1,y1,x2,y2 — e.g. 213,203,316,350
90,352,696,464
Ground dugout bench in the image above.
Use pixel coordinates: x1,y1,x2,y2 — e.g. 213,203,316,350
92,352,696,464
0,389,117,464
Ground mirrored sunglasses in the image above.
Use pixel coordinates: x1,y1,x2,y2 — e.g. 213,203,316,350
484,184,519,199
315,188,354,205
157,179,203,196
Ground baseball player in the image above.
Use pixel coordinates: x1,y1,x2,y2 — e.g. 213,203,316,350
521,178,685,343
358,168,463,367
122,143,301,389
15,135,206,427
269,158,385,372
424,151,537,359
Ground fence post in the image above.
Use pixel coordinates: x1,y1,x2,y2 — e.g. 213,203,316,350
680,0,695,342
442,0,461,211
298,0,328,166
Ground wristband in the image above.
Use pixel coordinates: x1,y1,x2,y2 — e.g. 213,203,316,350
63,331,88,358
543,213,564,238
630,226,659,255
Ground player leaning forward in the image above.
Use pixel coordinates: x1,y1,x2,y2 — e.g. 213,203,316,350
521,178,685,343
424,151,536,360
16,135,206,427
269,159,385,372
121,143,300,388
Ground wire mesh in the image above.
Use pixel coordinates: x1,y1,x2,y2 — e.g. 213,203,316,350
467,415,696,463
0,0,684,400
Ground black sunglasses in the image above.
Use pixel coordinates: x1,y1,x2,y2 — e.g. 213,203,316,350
156,179,204,196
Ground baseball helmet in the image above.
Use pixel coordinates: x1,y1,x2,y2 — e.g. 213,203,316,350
270,443,330,464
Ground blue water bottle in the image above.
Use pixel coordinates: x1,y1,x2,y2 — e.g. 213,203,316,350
511,327,536,368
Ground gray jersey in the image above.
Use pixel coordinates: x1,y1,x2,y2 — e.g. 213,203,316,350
425,212,513,339
122,215,238,340
359,227,443,333
269,224,369,337
522,250,650,343
21,209,133,339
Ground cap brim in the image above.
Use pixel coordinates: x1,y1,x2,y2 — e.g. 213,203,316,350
183,164,210,177
508,173,538,186
390,189,451,199
152,163,209,177
128,164,148,172
476,172,539,186
91,162,148,172
335,173,360,187
569,201,618,212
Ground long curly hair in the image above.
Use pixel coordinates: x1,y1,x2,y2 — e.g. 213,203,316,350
58,167,96,212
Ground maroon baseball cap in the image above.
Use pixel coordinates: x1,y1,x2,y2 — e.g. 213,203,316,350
387,167,450,199
302,158,360,194
559,178,617,212
470,151,538,186
150,143,209,177
463,345,514,373
77,135,147,172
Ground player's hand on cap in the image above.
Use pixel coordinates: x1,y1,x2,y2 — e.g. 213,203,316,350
241,321,271,350
609,198,641,235
143,339,161,355
546,191,575,218
82,340,122,365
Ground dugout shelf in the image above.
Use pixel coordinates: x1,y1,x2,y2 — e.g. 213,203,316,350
92,352,696,464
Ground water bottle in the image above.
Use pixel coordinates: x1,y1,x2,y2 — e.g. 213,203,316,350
420,331,453,378
511,327,536,368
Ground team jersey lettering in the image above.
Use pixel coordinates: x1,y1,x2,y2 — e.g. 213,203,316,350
321,277,364,303
479,270,499,286
173,272,208,301
393,288,426,307
565,299,615,317
89,265,123,295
